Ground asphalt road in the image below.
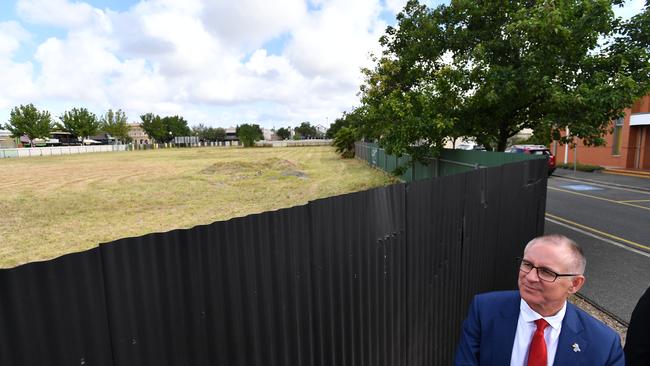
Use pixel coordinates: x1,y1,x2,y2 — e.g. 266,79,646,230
545,170,650,323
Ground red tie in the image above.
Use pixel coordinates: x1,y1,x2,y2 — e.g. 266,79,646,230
527,318,549,366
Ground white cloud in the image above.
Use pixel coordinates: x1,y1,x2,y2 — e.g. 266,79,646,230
201,0,307,49
384,0,408,14
0,21,34,109
16,0,110,30
34,31,120,102
285,0,386,81
614,0,647,19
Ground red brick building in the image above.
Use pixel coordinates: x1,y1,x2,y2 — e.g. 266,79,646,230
553,95,650,170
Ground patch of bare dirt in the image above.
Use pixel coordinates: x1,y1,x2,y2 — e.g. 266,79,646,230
200,158,306,179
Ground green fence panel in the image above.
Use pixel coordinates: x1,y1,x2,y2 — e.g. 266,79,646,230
355,142,544,182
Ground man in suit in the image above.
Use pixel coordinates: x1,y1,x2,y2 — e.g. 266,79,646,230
454,234,624,365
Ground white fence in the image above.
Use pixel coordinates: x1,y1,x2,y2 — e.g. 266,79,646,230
255,139,333,147
0,145,127,159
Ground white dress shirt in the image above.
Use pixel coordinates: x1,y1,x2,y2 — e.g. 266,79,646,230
510,299,567,366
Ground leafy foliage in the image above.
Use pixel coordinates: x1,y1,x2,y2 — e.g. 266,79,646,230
58,107,100,143
101,109,131,143
207,127,226,142
354,0,650,162
326,114,352,139
557,162,604,172
163,115,191,139
236,124,263,147
333,126,358,158
276,127,291,140
294,122,319,139
140,113,166,143
140,113,190,143
5,104,52,147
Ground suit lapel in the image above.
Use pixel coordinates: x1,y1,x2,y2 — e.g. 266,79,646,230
491,293,520,365
554,302,586,365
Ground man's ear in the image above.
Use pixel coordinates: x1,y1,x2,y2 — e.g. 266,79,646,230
568,275,585,294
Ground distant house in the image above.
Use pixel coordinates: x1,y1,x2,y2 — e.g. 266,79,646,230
262,128,277,141
225,127,238,141
128,123,152,144
0,130,16,148
315,124,328,137
88,132,115,145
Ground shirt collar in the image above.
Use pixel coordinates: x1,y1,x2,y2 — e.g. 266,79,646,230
520,299,567,330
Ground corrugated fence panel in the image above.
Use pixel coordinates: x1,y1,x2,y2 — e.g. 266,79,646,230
0,158,546,366
308,183,406,366
492,159,547,291
0,249,114,366
406,173,466,366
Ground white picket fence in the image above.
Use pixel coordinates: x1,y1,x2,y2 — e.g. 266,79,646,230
255,139,333,147
0,145,127,159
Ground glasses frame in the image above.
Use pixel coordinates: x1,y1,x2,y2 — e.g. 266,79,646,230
516,257,582,283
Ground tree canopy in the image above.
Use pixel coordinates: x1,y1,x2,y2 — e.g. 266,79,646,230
236,124,263,147
193,124,227,142
276,127,291,140
101,109,131,144
58,107,100,144
4,104,52,147
354,0,650,161
294,122,318,139
140,113,190,143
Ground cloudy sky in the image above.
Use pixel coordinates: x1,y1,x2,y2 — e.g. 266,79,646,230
0,0,645,130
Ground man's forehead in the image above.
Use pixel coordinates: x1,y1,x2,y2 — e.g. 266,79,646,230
523,241,573,266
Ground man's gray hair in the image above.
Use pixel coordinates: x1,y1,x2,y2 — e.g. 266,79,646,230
524,234,586,273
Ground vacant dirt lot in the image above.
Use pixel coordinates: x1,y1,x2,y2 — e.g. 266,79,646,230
0,146,396,268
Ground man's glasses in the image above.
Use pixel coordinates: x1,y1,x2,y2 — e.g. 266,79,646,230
517,258,581,282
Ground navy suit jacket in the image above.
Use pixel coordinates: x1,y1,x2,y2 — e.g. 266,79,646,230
454,291,624,366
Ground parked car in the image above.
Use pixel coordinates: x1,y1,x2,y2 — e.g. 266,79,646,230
505,145,556,176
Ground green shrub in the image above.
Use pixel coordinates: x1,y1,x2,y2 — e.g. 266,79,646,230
557,162,604,172
333,126,358,158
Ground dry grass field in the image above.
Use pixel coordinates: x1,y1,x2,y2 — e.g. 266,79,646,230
0,146,396,268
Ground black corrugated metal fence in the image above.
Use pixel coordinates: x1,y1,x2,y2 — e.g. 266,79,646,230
0,159,547,365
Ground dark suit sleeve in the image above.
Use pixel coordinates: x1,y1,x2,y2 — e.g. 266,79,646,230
625,287,650,366
454,295,481,366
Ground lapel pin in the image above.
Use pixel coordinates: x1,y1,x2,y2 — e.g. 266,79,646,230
572,343,581,353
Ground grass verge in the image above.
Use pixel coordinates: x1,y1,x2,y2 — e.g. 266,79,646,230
557,162,605,172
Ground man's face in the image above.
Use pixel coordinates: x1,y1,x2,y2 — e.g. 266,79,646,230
518,241,585,316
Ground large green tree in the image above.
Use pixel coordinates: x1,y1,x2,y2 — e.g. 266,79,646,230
294,122,318,139
4,104,52,147
276,127,291,140
163,115,191,139
101,109,131,144
358,0,650,161
140,113,166,143
236,124,263,147
58,107,100,144
193,124,226,142
141,114,190,143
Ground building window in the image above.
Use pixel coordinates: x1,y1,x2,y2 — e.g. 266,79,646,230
612,117,623,155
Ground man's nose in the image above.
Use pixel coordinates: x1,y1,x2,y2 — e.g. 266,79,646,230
525,268,541,282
